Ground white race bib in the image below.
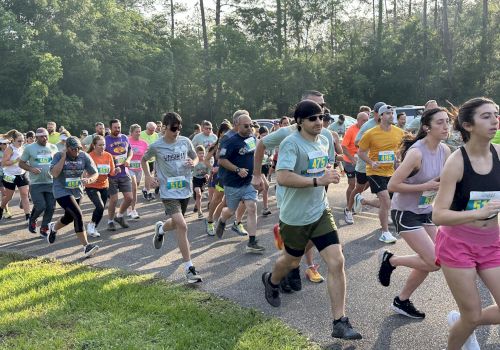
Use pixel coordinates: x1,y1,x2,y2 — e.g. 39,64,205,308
130,160,141,169
65,177,81,189
244,137,256,152
418,191,437,208
3,175,15,183
97,164,110,175
466,191,500,211
378,151,395,164
307,150,328,174
114,154,127,165
36,154,52,165
166,176,187,190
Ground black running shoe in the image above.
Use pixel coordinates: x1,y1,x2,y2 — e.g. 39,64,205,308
142,189,148,200
47,222,57,244
331,317,362,340
279,276,294,294
28,220,37,234
215,220,226,239
84,243,99,258
0,207,3,220
378,249,396,287
114,216,129,229
287,267,302,291
262,272,281,307
391,297,425,319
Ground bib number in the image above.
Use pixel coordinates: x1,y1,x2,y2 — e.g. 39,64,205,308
307,150,328,174
244,137,256,152
65,177,81,189
36,155,52,164
418,191,437,208
115,154,127,165
466,191,500,211
130,160,141,169
167,176,187,190
378,151,395,164
3,175,15,183
97,164,110,175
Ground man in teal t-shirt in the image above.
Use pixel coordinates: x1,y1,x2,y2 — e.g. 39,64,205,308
19,128,59,237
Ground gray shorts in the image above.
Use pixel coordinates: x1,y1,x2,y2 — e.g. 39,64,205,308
108,176,132,196
162,198,190,216
224,184,257,211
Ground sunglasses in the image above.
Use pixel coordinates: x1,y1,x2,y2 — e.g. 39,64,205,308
241,124,252,129
304,114,325,122
170,124,182,132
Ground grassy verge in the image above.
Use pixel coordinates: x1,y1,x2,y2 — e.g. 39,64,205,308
0,253,319,350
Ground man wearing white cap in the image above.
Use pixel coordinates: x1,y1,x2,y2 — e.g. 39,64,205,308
19,128,59,237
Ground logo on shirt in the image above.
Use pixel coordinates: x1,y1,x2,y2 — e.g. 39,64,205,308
163,153,186,162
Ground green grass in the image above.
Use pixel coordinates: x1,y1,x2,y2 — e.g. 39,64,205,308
0,253,319,350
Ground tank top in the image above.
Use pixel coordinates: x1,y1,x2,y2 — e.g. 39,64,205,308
391,139,446,214
3,144,25,176
450,144,500,212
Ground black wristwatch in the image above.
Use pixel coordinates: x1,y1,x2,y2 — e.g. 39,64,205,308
235,167,241,173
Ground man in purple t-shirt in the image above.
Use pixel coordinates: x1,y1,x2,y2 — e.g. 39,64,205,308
105,119,133,231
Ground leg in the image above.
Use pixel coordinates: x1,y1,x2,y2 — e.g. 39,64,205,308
86,189,105,225
244,200,257,237
270,249,302,285
118,192,132,215
194,187,202,211
476,267,500,325
376,190,391,231
319,244,346,319
170,212,191,261
345,177,355,204
214,196,226,221
1,187,14,209
130,175,137,211
29,186,46,224
108,193,118,220
41,190,56,229
235,201,246,223
208,190,224,222
18,185,30,215
304,240,315,266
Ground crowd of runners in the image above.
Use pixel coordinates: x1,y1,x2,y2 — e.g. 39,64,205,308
1,91,499,349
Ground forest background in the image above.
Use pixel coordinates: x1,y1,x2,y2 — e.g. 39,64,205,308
0,0,498,132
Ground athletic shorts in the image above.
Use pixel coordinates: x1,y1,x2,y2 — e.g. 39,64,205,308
193,177,207,190
355,171,368,185
435,224,500,270
2,173,29,190
342,162,355,179
368,175,390,194
108,176,132,196
162,198,190,216
224,184,257,210
391,210,434,234
279,208,340,257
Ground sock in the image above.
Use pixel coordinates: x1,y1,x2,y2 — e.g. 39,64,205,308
208,221,213,224
25,213,30,221
249,236,256,244
333,317,345,324
268,274,279,288
108,219,114,224
184,260,193,272
116,213,123,218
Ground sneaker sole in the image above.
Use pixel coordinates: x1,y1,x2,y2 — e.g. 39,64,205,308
379,237,397,244
187,277,203,284
153,222,164,249
84,246,99,258
390,304,425,319
231,228,248,236
246,248,265,254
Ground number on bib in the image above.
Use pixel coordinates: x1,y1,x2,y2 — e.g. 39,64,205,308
167,176,187,190
65,177,81,189
377,151,395,164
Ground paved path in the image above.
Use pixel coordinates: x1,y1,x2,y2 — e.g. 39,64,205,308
1,179,499,349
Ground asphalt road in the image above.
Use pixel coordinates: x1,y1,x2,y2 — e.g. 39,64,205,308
1,178,499,350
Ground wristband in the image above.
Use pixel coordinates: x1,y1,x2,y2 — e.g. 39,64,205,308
313,178,318,187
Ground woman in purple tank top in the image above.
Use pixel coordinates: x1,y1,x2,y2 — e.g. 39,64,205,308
377,108,451,319
433,97,500,350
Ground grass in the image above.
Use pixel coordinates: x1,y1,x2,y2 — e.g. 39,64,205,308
0,253,319,350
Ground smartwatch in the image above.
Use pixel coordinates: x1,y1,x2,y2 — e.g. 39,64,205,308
235,167,241,173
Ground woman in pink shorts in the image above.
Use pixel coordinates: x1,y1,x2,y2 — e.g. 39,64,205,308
433,97,500,350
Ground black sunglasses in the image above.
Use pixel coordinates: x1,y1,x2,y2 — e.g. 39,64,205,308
304,114,325,122
170,124,182,132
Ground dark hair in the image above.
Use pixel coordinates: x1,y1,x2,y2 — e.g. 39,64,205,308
399,107,448,160
109,119,121,127
455,97,496,143
397,113,406,119
258,126,269,136
195,145,206,153
162,112,182,127
26,131,35,138
338,114,345,121
279,116,290,125
208,122,231,154
87,135,105,153
359,105,371,113
293,100,322,131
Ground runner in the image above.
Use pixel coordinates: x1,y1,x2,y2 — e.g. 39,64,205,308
140,122,159,200
216,114,265,253
0,130,30,221
377,108,451,319
0,136,12,219
82,122,105,150
105,119,133,231
261,99,362,340
85,135,115,237
191,120,217,149
433,97,500,350
18,128,58,237
47,136,99,257
142,112,202,283
358,104,404,243
192,145,210,219
258,126,272,216
47,121,61,144
128,124,149,219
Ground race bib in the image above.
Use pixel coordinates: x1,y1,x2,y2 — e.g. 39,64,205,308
167,176,187,190
244,137,256,152
378,151,395,164
129,160,141,169
466,191,500,211
36,154,52,164
307,150,328,174
3,175,15,183
114,154,127,165
97,164,110,175
65,177,81,189
418,191,437,208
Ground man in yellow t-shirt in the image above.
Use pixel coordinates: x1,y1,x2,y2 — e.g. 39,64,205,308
358,105,404,243
47,121,61,144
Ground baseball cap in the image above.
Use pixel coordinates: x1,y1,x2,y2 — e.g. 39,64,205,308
373,102,386,113
81,130,88,136
66,136,82,149
59,134,68,141
378,104,394,115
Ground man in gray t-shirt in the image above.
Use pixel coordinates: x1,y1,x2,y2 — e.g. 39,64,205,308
19,128,59,237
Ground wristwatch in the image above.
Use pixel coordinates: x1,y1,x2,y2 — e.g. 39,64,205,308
235,167,241,173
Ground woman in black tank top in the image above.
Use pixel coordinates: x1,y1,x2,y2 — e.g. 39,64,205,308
433,97,500,350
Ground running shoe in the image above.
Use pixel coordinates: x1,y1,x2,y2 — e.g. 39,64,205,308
378,249,396,286
0,207,3,220
279,277,293,294
114,216,129,228
379,231,397,244
353,193,364,214
215,220,226,239
262,208,272,216
198,211,204,219
305,264,324,283
39,227,49,239
129,210,140,220
107,221,116,231
193,206,198,213
153,221,164,249
142,189,148,200
186,266,203,284
344,208,354,225
331,317,363,340
246,240,265,254
262,272,281,307
231,222,248,236
447,310,480,350
28,220,38,234
4,207,12,219
391,297,425,319
287,267,302,291
47,222,57,244
87,222,100,238
83,244,99,258
273,224,284,250
148,192,156,200
206,221,215,236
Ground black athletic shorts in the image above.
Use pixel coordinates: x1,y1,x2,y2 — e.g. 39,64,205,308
391,210,434,234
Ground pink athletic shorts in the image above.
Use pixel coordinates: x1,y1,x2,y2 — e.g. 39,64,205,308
435,224,500,270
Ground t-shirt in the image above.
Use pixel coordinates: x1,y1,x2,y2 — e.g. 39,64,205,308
492,130,500,145
193,162,210,179
20,143,58,184
358,125,404,177
329,121,346,136
219,133,256,187
82,133,98,147
142,136,196,200
276,132,330,225
354,118,378,173
50,151,97,199
217,129,237,181
105,134,131,178
56,142,65,153
341,124,360,164
140,130,159,162
48,132,61,145
191,133,218,149
128,137,149,171
86,151,115,189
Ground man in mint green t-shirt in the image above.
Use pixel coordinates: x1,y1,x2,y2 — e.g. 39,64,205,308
140,121,159,199
261,100,362,340
19,128,58,237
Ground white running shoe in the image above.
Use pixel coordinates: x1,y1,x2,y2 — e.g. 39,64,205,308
447,310,481,350
87,222,100,238
353,193,364,214
379,231,397,244
344,208,354,225
130,210,140,220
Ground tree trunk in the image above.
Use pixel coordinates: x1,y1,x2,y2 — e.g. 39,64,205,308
199,0,213,119
422,0,428,95
393,0,397,28
377,0,383,49
214,0,223,121
409,0,412,17
283,0,288,55
170,0,177,111
330,1,335,54
479,0,488,87
372,0,376,37
170,0,174,38
276,0,283,58
434,0,438,28
442,0,454,97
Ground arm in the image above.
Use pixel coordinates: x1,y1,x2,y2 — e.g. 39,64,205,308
141,146,157,189
1,147,16,167
341,145,355,164
19,159,41,175
253,139,266,177
330,130,343,155
49,152,66,178
125,144,133,166
277,168,340,188
357,148,379,169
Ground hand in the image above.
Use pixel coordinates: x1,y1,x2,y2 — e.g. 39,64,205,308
424,178,440,191
370,161,380,170
81,177,92,185
145,176,159,189
185,158,194,167
31,168,41,175
115,167,122,174
476,200,500,220
124,160,130,167
318,168,340,186
238,168,249,178
204,174,209,180
251,174,263,191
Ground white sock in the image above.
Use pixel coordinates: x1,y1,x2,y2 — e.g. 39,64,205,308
116,212,123,218
184,260,193,272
